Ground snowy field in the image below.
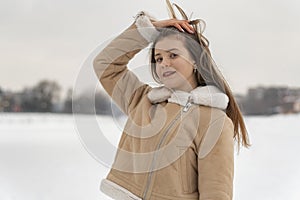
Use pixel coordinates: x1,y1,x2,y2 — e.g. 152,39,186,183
0,112,300,200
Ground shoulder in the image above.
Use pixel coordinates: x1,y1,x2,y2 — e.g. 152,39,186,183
192,105,230,128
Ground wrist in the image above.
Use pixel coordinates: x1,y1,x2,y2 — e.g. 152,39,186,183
134,11,160,42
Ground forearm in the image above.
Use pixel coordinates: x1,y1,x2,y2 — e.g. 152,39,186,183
92,15,154,114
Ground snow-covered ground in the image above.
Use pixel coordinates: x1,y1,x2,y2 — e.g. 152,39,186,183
0,113,299,200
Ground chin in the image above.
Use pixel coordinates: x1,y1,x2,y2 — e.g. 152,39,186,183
161,76,190,90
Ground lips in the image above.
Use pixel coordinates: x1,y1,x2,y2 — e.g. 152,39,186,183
163,71,176,77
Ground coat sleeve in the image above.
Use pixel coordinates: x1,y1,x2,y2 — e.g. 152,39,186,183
197,114,235,200
92,22,152,115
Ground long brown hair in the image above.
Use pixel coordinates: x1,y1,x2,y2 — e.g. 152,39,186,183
150,0,250,149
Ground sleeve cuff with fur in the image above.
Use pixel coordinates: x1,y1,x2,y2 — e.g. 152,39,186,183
134,11,160,42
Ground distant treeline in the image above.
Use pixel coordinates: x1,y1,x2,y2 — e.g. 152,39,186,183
0,79,123,116
1,80,300,116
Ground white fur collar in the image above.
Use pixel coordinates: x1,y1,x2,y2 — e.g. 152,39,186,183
147,85,229,110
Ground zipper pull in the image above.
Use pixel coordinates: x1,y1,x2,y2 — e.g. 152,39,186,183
183,96,192,112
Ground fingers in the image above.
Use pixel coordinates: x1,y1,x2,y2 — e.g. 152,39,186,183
180,21,194,33
170,19,195,33
153,19,195,34
173,23,184,32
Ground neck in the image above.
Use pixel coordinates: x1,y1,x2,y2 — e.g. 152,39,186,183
173,79,198,92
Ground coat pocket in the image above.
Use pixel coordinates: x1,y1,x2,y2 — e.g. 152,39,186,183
178,147,197,194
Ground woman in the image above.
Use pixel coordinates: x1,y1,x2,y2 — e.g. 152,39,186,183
93,1,250,199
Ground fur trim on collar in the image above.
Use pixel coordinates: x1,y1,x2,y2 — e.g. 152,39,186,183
147,85,229,110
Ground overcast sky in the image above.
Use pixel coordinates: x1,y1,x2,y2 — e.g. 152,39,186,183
1,0,300,96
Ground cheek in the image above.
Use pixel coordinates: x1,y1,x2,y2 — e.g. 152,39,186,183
184,67,194,78
185,65,194,75
174,60,191,72
155,65,162,77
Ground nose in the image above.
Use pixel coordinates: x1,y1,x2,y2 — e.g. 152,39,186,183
161,57,171,68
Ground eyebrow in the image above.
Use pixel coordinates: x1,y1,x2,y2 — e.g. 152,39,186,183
154,48,180,57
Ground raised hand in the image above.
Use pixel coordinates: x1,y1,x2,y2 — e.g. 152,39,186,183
152,19,195,34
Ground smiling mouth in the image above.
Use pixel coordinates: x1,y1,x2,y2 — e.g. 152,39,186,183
163,71,176,77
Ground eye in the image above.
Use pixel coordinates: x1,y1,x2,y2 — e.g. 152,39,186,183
170,53,178,59
155,57,163,63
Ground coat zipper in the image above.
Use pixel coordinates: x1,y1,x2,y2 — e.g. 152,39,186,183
142,99,193,199
183,96,192,112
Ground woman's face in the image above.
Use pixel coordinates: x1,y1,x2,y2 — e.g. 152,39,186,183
154,35,197,91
